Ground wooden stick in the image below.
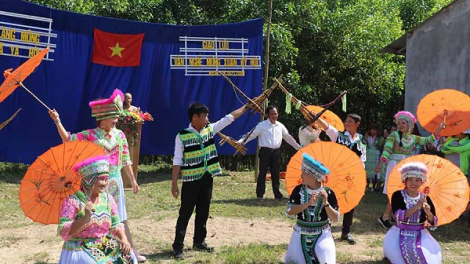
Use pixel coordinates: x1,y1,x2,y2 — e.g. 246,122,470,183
217,131,247,156
0,108,21,130
218,70,266,117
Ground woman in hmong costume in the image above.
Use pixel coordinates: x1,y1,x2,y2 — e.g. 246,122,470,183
364,124,385,192
49,89,145,261
383,162,442,264
285,153,340,264
376,111,442,229
58,156,137,264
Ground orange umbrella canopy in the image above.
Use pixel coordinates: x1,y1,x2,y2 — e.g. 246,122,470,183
285,141,366,214
0,47,49,103
306,105,344,132
417,89,470,136
19,141,106,224
386,154,469,226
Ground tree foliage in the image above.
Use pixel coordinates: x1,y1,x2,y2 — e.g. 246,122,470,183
26,0,450,133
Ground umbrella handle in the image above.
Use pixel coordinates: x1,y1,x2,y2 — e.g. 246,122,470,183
18,82,52,111
442,110,447,129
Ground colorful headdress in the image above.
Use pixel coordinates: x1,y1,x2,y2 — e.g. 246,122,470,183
301,153,330,182
73,155,110,197
394,111,416,133
89,89,124,121
398,162,428,183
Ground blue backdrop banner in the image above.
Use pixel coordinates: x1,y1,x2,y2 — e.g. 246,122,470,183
0,0,263,164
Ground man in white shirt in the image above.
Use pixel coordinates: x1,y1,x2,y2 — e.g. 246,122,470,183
171,102,247,259
241,105,301,200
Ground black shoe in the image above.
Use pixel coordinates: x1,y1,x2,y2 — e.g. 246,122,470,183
378,216,393,229
275,195,285,200
256,196,263,200
193,242,214,253
173,250,184,259
340,233,356,245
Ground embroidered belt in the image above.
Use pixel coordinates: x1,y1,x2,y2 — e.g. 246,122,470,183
295,220,330,235
396,222,425,231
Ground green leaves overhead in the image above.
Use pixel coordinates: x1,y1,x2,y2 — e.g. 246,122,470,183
27,0,451,131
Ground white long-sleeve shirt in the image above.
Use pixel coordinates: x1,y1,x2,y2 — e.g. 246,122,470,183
243,119,301,150
173,114,235,166
326,125,366,164
298,126,321,147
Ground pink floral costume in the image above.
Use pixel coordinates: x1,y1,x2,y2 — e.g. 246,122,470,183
57,192,134,263
68,127,132,221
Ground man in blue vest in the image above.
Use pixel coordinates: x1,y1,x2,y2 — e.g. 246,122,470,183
171,102,247,259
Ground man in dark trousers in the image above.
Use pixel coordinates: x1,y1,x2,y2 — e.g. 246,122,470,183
171,102,247,259
324,113,366,245
241,105,301,199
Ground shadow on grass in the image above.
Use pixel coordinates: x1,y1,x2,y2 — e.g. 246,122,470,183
136,171,172,184
144,249,175,261
212,197,288,207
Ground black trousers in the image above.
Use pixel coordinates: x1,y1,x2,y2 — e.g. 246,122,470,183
173,172,213,251
257,147,282,198
342,208,354,235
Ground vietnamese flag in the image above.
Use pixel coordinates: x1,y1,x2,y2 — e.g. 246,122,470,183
91,28,144,67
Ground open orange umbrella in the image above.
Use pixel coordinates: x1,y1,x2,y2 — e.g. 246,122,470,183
19,141,106,224
1,47,51,110
417,89,470,136
386,154,469,226
285,141,366,214
306,105,344,132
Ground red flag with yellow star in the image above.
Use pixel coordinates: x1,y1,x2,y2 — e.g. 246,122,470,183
91,28,144,67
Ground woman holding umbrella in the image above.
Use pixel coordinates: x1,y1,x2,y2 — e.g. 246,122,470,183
58,155,136,263
383,162,441,264
49,89,145,261
376,111,443,229
285,153,340,264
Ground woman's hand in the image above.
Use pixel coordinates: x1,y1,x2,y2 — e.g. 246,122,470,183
320,190,328,204
84,201,95,219
308,192,319,206
119,238,132,256
423,201,431,215
131,180,139,194
48,109,60,123
417,195,427,208
375,161,383,174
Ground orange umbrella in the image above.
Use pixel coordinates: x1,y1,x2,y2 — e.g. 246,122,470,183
285,141,366,214
417,89,470,136
386,154,469,226
1,47,51,110
306,105,344,132
19,141,106,224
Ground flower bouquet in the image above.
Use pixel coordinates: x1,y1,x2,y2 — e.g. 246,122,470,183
117,108,153,146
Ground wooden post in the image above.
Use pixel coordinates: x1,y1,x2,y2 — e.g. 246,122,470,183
122,123,142,188
255,0,273,182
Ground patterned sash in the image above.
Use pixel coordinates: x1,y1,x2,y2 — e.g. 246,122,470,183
299,185,329,264
398,223,427,264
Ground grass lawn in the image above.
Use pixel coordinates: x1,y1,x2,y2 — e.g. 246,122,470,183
1,162,470,263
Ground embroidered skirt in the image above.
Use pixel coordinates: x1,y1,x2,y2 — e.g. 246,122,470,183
59,236,137,264
285,224,336,264
383,226,441,264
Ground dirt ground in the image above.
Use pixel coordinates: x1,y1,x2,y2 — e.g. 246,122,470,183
0,216,377,263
